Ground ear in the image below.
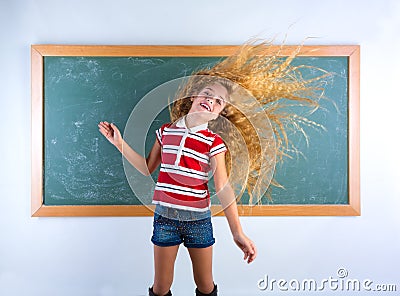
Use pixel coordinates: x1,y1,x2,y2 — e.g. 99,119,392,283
221,109,227,116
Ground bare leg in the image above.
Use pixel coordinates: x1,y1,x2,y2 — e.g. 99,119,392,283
188,246,215,294
152,245,179,295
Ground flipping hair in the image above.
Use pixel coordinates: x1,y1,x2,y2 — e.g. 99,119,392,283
170,39,330,204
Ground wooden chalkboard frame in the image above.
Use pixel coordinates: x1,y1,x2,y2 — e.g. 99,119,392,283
31,45,360,217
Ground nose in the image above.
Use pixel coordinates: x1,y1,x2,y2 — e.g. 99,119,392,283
206,97,214,104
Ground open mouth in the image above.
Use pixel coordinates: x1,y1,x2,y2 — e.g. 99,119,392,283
200,103,211,112
200,103,212,112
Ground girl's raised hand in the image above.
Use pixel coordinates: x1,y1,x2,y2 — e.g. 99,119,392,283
233,233,257,264
98,121,123,149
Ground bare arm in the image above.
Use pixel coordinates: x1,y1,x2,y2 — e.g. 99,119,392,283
98,121,161,176
211,152,257,264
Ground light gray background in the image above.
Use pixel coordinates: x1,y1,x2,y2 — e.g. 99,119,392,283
1,0,399,295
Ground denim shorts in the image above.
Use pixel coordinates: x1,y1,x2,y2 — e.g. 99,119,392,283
151,212,215,248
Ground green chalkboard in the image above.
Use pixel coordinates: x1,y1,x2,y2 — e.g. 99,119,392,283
31,45,360,216
44,56,222,205
43,56,347,206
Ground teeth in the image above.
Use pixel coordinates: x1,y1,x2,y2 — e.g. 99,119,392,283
200,103,211,111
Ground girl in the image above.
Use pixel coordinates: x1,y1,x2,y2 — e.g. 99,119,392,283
99,39,328,296
98,77,257,296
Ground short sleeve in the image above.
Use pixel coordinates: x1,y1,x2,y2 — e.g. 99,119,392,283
210,134,227,157
155,123,171,145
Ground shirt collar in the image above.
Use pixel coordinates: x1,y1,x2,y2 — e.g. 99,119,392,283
176,116,208,133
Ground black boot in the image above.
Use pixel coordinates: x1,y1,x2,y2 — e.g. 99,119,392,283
195,284,217,296
149,287,172,296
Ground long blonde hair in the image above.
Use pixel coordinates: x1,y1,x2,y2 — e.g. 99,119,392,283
170,39,330,204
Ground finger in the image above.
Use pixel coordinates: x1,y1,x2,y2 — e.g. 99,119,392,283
98,125,108,135
99,125,113,139
248,248,256,262
250,252,257,263
253,243,257,257
243,245,251,260
98,122,110,130
98,125,110,135
247,243,257,263
244,249,252,264
99,121,112,130
243,242,255,263
110,122,118,132
247,251,254,263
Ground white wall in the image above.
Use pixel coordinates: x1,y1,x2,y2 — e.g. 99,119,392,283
1,0,399,295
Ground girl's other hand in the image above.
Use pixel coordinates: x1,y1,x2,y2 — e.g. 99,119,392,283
98,121,123,149
233,233,257,264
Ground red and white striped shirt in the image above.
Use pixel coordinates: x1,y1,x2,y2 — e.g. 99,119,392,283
152,117,227,211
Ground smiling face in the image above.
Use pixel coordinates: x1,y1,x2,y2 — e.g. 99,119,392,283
188,83,229,121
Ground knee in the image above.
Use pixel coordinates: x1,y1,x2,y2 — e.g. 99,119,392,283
153,272,173,295
196,284,218,296
149,286,172,296
194,274,214,294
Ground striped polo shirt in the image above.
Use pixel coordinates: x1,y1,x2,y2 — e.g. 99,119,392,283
152,117,227,211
